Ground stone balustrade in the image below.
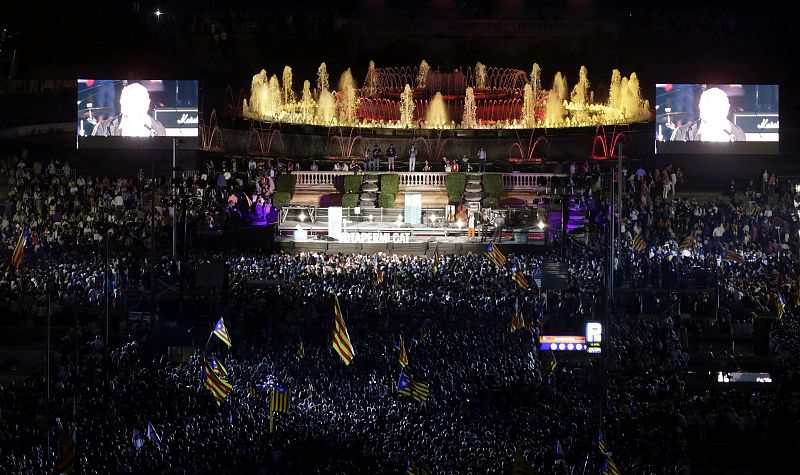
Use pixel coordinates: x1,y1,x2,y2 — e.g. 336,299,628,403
290,171,568,193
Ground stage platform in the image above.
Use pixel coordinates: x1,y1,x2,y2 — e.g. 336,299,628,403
275,219,547,256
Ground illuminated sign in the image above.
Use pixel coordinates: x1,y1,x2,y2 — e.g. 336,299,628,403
339,232,411,244
539,335,586,351
586,321,602,354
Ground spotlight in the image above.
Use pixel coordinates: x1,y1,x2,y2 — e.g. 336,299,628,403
154,9,163,18
368,214,374,222
298,212,306,222
537,221,546,230
456,220,464,229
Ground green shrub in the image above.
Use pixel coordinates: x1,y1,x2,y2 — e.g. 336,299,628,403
343,175,364,194
272,191,292,208
445,172,466,200
481,173,503,197
341,193,359,208
380,174,400,195
275,174,296,196
378,192,396,208
481,196,499,209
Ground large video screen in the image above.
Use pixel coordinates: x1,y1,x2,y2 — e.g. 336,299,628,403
77,79,198,139
655,84,778,154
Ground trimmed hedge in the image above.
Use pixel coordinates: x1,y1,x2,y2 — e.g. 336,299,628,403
275,174,297,196
272,191,292,208
343,175,364,194
378,192,397,208
342,193,360,208
445,173,466,200
481,196,499,209
380,174,400,195
481,173,503,197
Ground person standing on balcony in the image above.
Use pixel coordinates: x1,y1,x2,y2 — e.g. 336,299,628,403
372,144,382,172
477,146,487,173
408,144,417,172
386,144,397,171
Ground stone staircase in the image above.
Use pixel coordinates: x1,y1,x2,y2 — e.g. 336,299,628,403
464,174,483,204
359,175,378,209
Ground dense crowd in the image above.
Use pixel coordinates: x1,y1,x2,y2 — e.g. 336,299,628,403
1,152,799,473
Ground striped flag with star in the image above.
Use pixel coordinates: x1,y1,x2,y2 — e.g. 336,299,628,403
397,372,430,402
203,358,233,405
209,355,228,380
269,386,291,433
484,241,506,268
597,428,607,454
600,453,621,475
777,293,786,318
512,258,530,290
398,334,409,368
332,294,355,365
211,317,232,348
632,233,646,252
10,227,29,270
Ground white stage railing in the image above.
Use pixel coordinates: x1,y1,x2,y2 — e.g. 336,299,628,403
290,171,568,192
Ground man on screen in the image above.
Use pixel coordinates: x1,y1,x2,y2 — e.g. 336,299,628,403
670,87,746,142
92,83,166,137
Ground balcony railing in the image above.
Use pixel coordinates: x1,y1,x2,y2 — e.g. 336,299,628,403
290,171,569,193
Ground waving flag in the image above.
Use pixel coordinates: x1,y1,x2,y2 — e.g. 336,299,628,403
777,293,786,318
269,386,291,433
407,459,430,475
678,235,695,253
597,428,607,454
484,241,506,268
432,251,440,275
203,358,233,405
212,317,232,348
398,334,409,367
600,453,621,475
512,258,530,290
397,372,430,402
10,228,29,270
146,421,161,448
332,294,355,365
632,233,646,252
723,249,743,263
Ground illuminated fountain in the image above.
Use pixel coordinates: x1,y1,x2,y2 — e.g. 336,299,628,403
338,68,359,124
426,92,449,128
399,84,415,128
462,87,477,128
242,61,651,129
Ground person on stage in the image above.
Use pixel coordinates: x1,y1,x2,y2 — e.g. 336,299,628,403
670,87,746,142
92,83,166,137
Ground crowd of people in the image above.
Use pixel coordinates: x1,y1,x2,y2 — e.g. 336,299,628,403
0,150,799,473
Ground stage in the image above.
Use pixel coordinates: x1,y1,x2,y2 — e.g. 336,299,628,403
276,217,548,256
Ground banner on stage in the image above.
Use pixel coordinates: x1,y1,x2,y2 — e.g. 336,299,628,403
340,232,411,244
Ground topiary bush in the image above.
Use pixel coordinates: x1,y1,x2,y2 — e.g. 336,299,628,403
380,174,400,195
341,193,359,208
445,172,466,200
272,191,292,208
343,175,364,194
481,173,503,197
481,196,499,209
378,192,397,208
275,174,297,196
